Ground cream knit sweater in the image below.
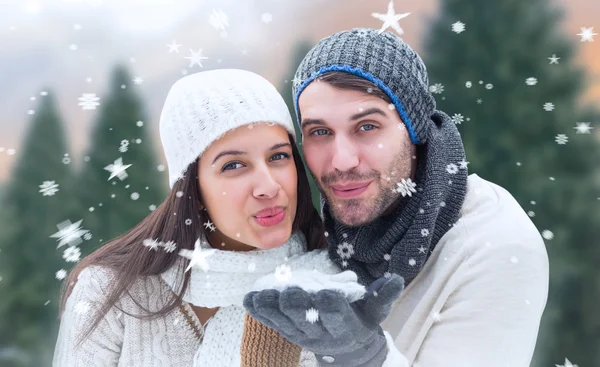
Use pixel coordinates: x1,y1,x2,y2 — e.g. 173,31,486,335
52,233,374,366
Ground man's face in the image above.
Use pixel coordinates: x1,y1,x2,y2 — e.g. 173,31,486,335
299,80,416,227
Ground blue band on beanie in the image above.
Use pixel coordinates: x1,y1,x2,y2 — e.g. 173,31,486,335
294,64,420,144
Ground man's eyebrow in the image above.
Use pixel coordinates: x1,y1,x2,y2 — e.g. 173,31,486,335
350,107,387,121
211,142,292,165
300,118,327,129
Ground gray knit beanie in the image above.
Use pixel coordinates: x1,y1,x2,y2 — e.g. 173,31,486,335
292,28,435,145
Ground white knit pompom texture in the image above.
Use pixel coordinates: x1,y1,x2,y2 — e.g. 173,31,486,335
159,69,296,188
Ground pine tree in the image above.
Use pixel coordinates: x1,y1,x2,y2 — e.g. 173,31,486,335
423,0,600,365
76,64,166,252
0,91,75,366
278,41,321,209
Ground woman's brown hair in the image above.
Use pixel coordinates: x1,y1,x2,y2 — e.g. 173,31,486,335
59,132,326,346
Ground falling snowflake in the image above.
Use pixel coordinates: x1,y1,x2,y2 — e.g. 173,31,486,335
185,218,193,226
74,300,91,315
306,308,319,324
408,258,417,266
541,230,554,240
55,269,67,280
204,220,216,232
104,157,132,181
394,178,417,197
574,122,593,134
132,77,143,85
421,229,429,237
337,242,355,259
465,81,472,88
451,113,464,125
209,9,229,36
429,83,444,94
39,181,59,196
51,219,90,248
555,134,568,145
527,211,535,217
62,154,71,164
142,238,160,251
556,358,579,367
248,263,257,272
185,48,208,68
167,40,181,53
543,103,555,112
384,254,391,261
83,233,92,241
548,54,560,64
446,163,459,174
163,241,177,253
432,311,442,322
371,0,410,35
78,93,100,110
119,139,129,153
577,27,597,42
451,21,465,34
179,238,217,272
261,13,273,24
275,264,292,282
525,77,538,86
418,245,427,254
63,246,81,263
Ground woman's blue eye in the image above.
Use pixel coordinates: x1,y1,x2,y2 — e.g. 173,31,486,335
311,129,328,136
270,152,291,161
221,162,243,171
360,124,376,131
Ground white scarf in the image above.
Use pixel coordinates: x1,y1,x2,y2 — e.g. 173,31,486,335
159,231,364,366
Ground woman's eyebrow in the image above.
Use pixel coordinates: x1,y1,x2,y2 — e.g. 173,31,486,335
212,142,291,164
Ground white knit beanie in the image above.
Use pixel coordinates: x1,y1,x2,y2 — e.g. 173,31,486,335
159,69,296,188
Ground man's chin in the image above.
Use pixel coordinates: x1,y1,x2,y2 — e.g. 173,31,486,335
332,207,376,227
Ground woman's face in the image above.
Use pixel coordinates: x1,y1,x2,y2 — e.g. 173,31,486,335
198,123,298,251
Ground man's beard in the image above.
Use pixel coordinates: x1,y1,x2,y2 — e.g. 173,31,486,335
314,146,413,227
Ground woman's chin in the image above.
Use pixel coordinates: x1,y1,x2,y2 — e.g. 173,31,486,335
253,228,292,250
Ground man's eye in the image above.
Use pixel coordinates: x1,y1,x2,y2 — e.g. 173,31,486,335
310,129,328,136
221,162,244,171
359,124,377,131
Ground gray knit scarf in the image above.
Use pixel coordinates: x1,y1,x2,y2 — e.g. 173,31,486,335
322,111,468,287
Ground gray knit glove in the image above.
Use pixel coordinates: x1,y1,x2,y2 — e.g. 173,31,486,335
243,274,405,367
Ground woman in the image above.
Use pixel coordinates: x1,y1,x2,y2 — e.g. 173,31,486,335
52,69,367,366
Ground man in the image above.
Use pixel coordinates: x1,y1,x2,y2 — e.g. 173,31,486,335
244,28,549,366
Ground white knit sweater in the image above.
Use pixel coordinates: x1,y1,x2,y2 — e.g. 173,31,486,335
53,232,404,366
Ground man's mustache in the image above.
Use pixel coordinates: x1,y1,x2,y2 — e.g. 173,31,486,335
320,170,380,185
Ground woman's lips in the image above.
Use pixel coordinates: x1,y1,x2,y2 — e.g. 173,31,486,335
253,206,286,227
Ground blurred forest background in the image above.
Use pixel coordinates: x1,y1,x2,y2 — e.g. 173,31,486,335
0,0,598,366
